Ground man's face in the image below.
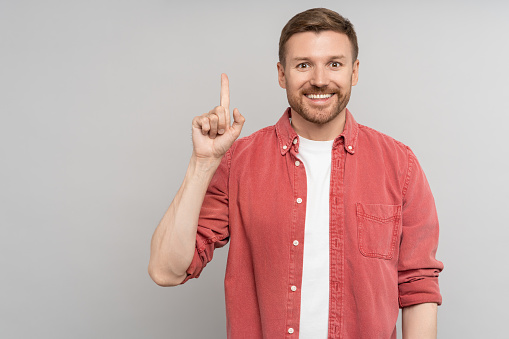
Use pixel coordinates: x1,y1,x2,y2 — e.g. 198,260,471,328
277,31,359,125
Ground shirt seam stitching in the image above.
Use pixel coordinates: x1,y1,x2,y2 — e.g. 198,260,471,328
402,146,414,200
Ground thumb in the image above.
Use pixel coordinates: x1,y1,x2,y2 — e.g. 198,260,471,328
231,108,245,138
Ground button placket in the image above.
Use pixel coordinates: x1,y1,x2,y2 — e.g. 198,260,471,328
286,140,305,336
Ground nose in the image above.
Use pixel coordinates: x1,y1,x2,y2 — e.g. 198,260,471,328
309,66,329,88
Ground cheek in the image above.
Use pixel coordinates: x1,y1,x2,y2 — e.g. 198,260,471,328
286,74,308,92
287,84,303,98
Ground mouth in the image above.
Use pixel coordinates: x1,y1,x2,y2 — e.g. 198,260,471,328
305,93,334,99
304,93,335,103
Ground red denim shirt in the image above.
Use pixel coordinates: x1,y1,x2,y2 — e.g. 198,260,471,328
182,108,443,339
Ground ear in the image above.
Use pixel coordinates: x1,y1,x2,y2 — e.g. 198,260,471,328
277,62,286,89
351,59,360,86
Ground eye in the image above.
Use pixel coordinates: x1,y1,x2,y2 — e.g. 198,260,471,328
296,63,309,69
330,61,342,68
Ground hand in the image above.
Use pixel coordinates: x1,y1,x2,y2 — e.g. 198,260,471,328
192,73,245,160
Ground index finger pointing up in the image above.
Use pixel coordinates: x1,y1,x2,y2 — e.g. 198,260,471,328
220,73,230,111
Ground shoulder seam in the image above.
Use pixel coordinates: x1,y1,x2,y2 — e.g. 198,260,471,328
402,146,414,200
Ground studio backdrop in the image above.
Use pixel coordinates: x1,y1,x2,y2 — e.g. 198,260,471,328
1,0,508,338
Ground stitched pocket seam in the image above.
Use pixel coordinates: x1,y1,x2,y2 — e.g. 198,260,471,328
356,203,401,260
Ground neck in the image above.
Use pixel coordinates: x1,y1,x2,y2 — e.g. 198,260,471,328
290,108,347,141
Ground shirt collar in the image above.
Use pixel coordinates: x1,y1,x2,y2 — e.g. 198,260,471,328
275,107,359,155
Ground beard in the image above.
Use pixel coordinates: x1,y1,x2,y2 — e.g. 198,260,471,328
287,85,352,125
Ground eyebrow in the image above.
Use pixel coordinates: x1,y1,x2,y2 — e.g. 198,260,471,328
291,55,347,62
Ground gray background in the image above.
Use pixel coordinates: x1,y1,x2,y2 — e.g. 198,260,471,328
1,0,508,338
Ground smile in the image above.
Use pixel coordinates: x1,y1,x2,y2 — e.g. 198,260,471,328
305,93,334,99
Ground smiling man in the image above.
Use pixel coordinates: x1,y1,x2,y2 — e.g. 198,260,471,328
277,30,358,140
149,8,443,339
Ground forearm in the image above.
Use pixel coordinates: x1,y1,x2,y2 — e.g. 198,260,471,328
148,154,221,286
402,302,438,339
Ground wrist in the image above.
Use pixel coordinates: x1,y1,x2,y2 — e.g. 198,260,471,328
188,152,222,182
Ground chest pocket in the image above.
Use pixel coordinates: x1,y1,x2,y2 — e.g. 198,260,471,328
356,203,402,260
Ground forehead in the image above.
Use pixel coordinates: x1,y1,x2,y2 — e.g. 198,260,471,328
285,31,353,62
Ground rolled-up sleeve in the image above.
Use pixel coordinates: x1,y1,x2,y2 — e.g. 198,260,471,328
181,150,231,284
398,147,444,307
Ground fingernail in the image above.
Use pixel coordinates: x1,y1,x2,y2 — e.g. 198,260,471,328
218,129,225,134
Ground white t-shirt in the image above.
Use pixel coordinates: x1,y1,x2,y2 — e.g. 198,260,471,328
297,135,333,338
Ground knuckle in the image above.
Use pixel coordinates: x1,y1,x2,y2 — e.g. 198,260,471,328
214,106,226,115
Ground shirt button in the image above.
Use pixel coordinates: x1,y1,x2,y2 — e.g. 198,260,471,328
288,328,294,334
291,285,297,291
295,160,300,166
283,145,287,150
293,138,298,144
348,145,353,150
293,240,299,246
296,198,302,204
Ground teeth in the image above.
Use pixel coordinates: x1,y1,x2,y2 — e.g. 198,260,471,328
306,94,333,99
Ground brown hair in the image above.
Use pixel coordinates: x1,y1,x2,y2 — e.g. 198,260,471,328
279,8,358,66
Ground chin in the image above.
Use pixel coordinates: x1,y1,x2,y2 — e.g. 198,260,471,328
294,103,345,125
288,91,350,125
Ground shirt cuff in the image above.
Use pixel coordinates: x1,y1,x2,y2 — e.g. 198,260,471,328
398,276,442,308
180,250,203,284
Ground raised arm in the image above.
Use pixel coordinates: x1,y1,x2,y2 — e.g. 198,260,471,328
148,74,245,286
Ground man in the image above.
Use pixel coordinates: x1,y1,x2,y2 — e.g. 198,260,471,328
149,8,443,339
